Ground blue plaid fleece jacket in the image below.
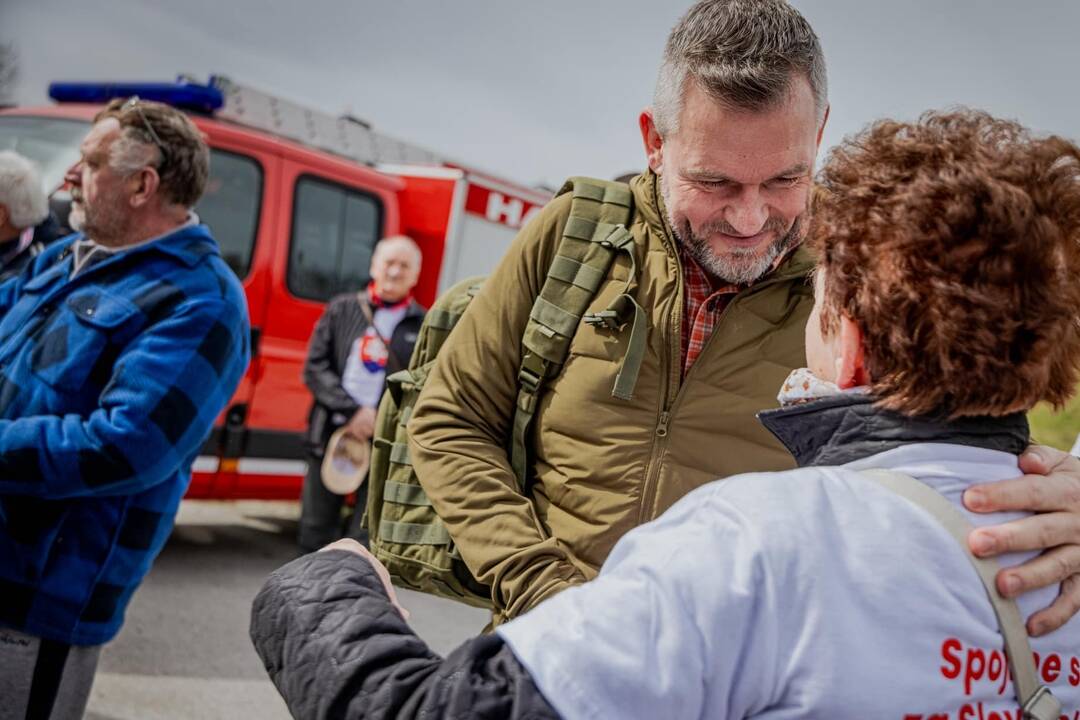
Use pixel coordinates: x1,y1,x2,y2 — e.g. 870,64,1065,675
0,223,249,646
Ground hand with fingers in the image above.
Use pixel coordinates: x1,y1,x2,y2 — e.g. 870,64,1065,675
345,407,377,441
321,538,411,621
964,445,1080,636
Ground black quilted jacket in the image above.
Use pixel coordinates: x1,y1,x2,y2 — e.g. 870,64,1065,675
250,550,561,719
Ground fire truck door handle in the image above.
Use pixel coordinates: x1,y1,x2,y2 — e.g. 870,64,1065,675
222,404,248,458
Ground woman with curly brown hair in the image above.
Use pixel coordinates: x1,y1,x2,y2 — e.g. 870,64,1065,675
805,110,1080,421
249,109,1080,719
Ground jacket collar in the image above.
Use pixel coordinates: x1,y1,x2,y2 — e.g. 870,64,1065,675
629,170,816,287
630,169,675,254
23,223,218,294
105,221,220,269
77,221,217,269
757,393,1029,467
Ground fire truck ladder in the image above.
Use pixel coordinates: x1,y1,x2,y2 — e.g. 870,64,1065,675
209,74,451,167
49,74,458,169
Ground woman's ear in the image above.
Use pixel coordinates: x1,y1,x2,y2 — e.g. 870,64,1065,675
834,314,870,389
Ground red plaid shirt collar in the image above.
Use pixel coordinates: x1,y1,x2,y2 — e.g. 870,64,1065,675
677,243,798,375
679,245,741,376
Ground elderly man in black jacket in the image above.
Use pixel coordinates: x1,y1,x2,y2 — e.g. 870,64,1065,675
298,235,425,553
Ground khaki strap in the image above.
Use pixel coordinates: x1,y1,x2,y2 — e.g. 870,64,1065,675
860,470,1060,720
562,217,628,243
379,519,450,545
610,294,647,401
510,389,533,489
571,181,632,207
383,480,430,506
510,177,636,493
598,223,635,252
384,368,413,406
426,308,461,331
511,352,548,488
389,441,411,466
385,369,413,384
580,224,644,401
548,255,606,293
529,296,582,338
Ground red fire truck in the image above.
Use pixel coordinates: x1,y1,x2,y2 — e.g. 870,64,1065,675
0,75,551,499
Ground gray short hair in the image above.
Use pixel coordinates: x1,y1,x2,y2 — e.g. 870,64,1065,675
0,151,49,228
109,133,160,177
653,0,828,137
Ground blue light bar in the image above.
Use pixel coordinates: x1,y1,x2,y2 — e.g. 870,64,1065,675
48,78,224,114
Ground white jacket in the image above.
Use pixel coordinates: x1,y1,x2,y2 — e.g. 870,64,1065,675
499,442,1080,719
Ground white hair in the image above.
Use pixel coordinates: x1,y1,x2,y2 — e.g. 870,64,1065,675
372,234,422,271
0,150,49,228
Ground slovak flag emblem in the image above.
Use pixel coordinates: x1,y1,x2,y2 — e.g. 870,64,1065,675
358,332,388,373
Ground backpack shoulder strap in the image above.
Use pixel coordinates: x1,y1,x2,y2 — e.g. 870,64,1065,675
510,176,641,489
860,469,1060,720
409,277,484,371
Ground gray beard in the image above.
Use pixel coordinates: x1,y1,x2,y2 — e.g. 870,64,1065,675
75,202,129,245
661,177,802,285
68,203,85,233
678,215,801,285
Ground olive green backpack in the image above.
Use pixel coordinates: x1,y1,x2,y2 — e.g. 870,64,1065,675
365,177,644,608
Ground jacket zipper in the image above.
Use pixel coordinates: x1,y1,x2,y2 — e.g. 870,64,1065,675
635,268,806,524
636,242,683,524
655,411,671,437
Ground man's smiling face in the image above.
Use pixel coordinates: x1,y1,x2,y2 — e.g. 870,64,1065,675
649,75,823,285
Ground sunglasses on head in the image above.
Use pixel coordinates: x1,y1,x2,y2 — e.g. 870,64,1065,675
121,96,168,172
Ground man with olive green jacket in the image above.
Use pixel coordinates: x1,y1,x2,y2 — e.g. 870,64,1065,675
408,170,814,622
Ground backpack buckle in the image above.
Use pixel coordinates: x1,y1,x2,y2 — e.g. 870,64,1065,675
1023,686,1061,720
584,309,620,330
518,353,546,393
597,224,631,249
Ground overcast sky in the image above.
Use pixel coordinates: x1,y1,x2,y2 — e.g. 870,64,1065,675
4,0,1079,189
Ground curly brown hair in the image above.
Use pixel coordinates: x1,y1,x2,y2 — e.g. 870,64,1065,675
810,109,1080,418
94,98,209,208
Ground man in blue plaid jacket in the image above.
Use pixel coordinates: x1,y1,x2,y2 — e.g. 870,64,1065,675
0,98,250,719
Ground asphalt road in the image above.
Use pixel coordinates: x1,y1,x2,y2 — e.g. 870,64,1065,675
85,500,490,720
